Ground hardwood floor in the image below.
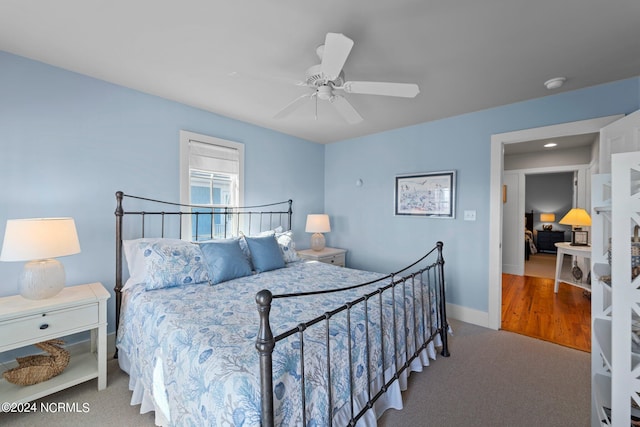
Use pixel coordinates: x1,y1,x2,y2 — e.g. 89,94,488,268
501,273,591,352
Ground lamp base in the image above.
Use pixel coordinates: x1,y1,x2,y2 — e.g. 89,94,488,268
310,233,326,252
19,259,65,300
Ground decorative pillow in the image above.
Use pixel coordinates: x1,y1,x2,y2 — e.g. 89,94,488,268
244,235,286,273
122,238,185,290
198,239,253,285
238,229,278,261
123,238,210,290
275,230,300,263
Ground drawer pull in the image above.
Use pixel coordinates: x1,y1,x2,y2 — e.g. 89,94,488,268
39,323,49,330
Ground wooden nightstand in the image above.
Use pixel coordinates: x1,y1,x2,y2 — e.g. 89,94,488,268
536,230,566,253
0,282,110,405
297,247,347,267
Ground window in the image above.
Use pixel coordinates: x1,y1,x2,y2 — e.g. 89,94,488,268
179,131,244,240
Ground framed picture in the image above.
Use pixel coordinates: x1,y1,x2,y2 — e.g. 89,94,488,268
395,170,456,218
571,229,589,246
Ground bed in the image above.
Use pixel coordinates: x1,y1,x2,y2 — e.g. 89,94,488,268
114,191,450,426
525,210,537,260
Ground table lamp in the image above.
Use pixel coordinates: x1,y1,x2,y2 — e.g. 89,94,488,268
305,214,331,251
559,208,591,246
0,218,81,299
540,213,555,231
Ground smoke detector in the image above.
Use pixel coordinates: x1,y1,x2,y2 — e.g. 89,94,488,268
544,77,566,90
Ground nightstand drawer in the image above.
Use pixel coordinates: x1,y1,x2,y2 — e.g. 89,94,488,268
0,303,98,345
323,253,345,267
298,247,347,267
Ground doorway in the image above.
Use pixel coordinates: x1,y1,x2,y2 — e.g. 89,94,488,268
501,155,592,349
524,171,574,278
487,114,624,330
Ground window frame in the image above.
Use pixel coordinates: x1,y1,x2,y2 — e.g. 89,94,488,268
179,130,244,240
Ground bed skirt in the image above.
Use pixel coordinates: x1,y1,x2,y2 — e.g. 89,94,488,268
118,336,442,427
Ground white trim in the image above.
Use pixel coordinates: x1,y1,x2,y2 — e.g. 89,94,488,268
446,303,489,328
179,130,245,240
488,115,623,330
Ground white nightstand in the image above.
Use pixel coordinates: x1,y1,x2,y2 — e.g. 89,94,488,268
0,282,110,405
298,247,347,267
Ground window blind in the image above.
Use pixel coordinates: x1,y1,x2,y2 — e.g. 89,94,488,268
188,140,239,175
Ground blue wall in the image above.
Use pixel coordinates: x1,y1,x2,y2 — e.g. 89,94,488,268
325,77,640,313
0,51,325,336
1,49,639,331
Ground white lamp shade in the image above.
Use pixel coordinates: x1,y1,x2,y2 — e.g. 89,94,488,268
305,214,331,233
559,208,592,227
1,218,81,261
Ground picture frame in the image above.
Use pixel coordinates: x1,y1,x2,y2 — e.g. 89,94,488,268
395,170,456,218
571,229,589,246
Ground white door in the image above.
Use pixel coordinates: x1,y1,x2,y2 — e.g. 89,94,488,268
501,172,523,275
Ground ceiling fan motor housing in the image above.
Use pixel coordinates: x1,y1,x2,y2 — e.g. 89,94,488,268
305,64,344,88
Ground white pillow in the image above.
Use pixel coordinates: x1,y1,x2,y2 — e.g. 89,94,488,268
275,230,300,263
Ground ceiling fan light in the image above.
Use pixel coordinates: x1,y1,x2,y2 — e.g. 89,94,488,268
317,85,332,100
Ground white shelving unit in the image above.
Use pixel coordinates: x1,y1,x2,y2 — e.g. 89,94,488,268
592,172,613,426
591,152,640,426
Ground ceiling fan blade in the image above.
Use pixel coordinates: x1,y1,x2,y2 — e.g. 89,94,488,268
330,95,363,124
273,93,313,119
321,33,354,81
342,81,420,98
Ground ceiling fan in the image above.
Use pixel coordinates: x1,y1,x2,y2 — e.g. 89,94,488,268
274,33,420,124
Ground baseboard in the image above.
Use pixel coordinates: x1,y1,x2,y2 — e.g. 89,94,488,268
446,302,490,328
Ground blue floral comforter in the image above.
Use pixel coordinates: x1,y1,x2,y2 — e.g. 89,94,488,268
117,261,440,426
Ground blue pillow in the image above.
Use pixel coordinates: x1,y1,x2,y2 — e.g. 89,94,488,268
199,239,253,285
244,235,286,273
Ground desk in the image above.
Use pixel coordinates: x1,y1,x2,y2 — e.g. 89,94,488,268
554,242,591,293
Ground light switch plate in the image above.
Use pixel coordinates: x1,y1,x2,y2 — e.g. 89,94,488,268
464,210,476,221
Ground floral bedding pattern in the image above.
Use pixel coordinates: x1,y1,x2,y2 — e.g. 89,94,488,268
117,260,440,426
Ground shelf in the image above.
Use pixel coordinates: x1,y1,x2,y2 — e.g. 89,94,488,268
594,205,611,214
593,373,611,426
594,317,612,371
0,351,99,405
593,263,612,290
557,276,591,291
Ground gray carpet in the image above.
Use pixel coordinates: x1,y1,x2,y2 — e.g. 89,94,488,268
0,319,590,426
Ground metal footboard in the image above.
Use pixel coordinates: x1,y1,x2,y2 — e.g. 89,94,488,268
256,242,449,426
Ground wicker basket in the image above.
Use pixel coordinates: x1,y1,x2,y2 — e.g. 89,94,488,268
2,339,70,386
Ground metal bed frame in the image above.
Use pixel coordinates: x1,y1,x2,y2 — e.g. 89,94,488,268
114,191,449,426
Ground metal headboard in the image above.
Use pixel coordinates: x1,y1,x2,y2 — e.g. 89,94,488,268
113,191,292,352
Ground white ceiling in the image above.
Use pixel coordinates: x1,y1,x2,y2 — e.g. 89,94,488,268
1,0,639,144
504,133,598,155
